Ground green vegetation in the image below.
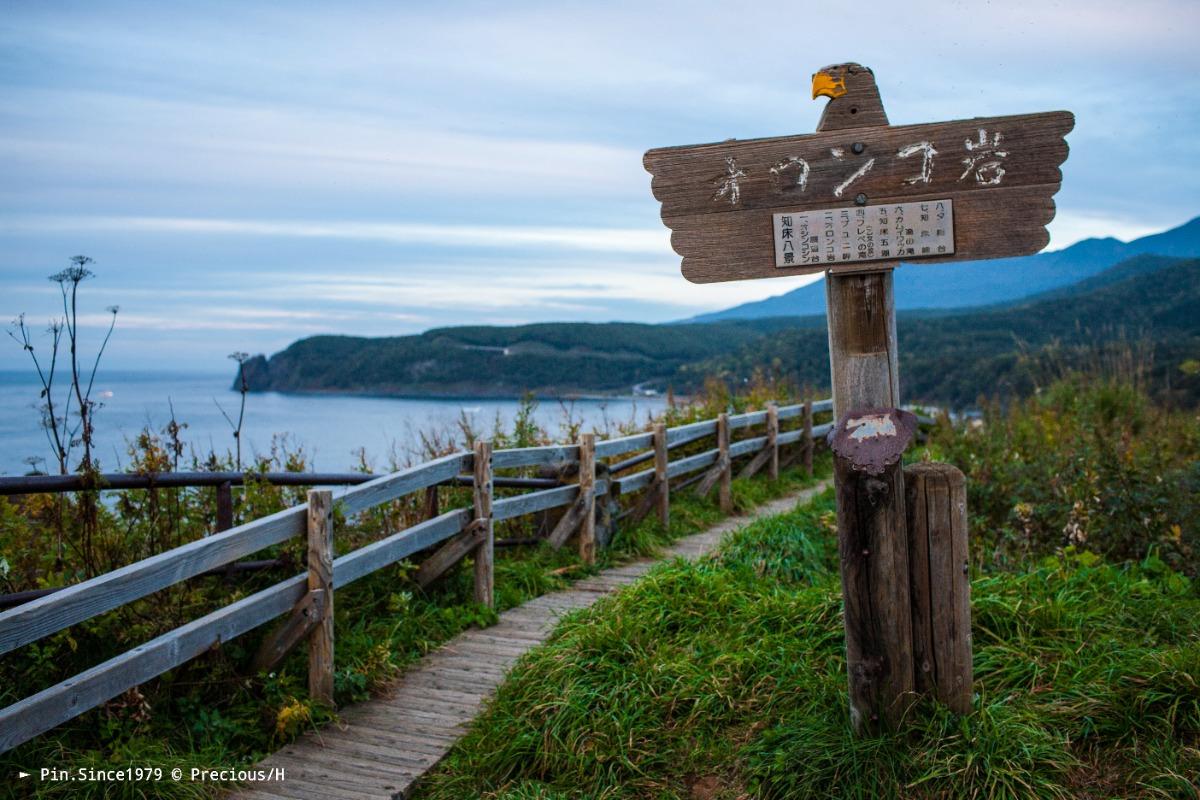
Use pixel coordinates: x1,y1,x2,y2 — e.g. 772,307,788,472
244,256,1200,409
695,256,1200,409
240,318,799,399
0,386,827,800
414,378,1200,800
7,250,1199,798
927,375,1199,574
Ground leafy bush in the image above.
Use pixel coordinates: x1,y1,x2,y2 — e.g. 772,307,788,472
926,376,1200,573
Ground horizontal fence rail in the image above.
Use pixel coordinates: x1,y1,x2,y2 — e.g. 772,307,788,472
0,399,876,753
0,470,563,496
0,472,375,495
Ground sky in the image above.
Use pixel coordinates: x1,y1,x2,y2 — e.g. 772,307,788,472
1,0,1198,373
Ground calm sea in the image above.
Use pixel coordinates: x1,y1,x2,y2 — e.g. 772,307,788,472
0,371,668,476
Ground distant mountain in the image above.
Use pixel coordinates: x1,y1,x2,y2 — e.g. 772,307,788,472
1000,253,1188,305
686,216,1200,322
244,254,1199,408
689,255,1200,408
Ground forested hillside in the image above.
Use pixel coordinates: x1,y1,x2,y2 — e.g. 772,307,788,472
241,319,798,398
243,256,1200,408
697,256,1200,407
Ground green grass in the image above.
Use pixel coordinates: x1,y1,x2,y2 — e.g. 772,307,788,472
414,492,1200,800
0,458,829,800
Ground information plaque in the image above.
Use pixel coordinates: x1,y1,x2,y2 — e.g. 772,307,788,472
772,199,954,268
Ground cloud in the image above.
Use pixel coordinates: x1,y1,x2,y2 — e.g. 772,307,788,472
0,88,650,208
266,257,820,315
2,305,427,334
2,215,672,255
1046,210,1187,249
1,0,1198,375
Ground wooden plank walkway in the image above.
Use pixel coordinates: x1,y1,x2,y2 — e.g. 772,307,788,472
230,482,829,800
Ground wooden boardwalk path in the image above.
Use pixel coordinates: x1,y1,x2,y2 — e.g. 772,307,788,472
230,482,829,800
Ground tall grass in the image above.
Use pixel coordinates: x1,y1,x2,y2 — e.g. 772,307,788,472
413,378,1200,800
416,494,1200,800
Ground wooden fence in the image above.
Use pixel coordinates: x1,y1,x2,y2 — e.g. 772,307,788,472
0,399,832,753
0,473,569,610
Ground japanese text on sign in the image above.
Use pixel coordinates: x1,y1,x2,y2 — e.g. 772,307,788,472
772,199,954,268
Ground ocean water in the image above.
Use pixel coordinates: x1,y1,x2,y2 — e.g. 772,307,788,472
0,371,668,476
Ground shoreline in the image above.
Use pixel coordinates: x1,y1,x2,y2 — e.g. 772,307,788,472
244,387,672,404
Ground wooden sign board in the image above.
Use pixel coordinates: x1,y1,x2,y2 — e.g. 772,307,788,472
644,63,1075,732
644,110,1073,283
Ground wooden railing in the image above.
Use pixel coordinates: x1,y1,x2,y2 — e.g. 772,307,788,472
0,399,832,753
0,472,570,611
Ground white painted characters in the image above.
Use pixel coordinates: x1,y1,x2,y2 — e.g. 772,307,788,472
833,158,875,198
769,155,810,192
708,128,1009,206
846,413,897,441
897,140,937,185
712,156,745,205
959,129,1008,185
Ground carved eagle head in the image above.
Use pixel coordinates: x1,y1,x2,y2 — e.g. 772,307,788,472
811,63,889,131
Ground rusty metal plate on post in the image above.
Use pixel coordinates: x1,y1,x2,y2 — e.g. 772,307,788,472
773,200,953,268
828,408,918,475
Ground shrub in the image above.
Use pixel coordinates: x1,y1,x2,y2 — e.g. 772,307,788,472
927,376,1200,573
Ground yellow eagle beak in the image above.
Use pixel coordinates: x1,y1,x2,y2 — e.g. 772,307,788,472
812,72,846,100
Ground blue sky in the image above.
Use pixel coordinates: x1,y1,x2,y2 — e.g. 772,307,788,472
2,0,1198,372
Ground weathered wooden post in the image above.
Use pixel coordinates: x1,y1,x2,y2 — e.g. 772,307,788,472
250,493,334,677
642,62,1071,729
472,440,494,608
906,462,972,713
829,410,917,730
422,484,440,519
306,489,334,706
216,480,234,532
696,413,732,504
739,406,778,480
815,68,913,730
827,271,898,412
767,403,780,480
717,412,732,513
578,433,597,565
818,64,914,727
653,422,670,528
412,449,493,591
803,400,814,477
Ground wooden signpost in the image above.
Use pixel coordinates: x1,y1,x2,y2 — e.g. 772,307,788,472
644,63,1071,732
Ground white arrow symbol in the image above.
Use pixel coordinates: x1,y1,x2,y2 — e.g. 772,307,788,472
18,771,30,778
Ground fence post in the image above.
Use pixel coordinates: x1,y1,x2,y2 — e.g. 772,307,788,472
578,433,596,565
829,409,917,733
306,489,334,706
767,404,779,480
472,441,494,608
905,462,972,714
717,413,732,514
216,481,233,532
422,485,440,519
653,422,669,529
803,400,814,477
